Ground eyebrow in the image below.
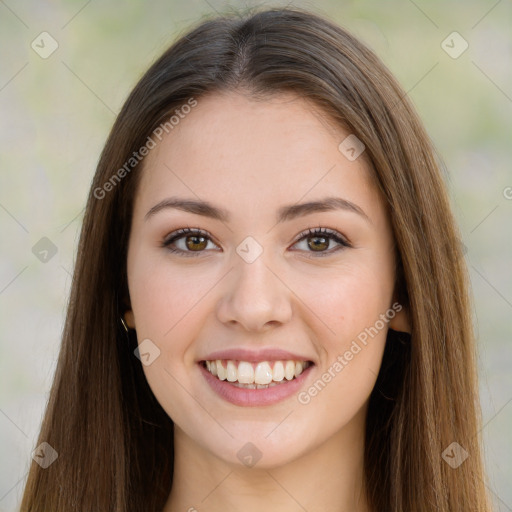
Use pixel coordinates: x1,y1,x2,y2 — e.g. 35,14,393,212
144,196,371,224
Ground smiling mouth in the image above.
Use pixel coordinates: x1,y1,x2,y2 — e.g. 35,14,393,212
201,359,313,389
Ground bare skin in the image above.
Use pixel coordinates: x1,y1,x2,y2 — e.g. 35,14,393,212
124,90,409,512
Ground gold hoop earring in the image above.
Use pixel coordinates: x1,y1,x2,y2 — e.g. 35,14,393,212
120,316,130,333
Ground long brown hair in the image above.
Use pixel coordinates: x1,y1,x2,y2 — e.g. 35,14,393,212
20,6,491,511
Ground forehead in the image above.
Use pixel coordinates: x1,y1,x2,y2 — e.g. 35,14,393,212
135,90,379,221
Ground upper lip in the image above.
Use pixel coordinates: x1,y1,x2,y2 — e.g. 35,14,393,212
200,348,315,363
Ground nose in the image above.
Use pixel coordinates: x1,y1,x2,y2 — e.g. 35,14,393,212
216,252,293,332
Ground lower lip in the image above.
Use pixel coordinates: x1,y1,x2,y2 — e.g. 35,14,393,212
199,363,314,407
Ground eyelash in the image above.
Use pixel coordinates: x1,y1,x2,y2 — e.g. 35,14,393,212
161,226,351,258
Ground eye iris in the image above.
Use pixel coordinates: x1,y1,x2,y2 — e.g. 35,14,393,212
186,235,207,251
308,235,328,251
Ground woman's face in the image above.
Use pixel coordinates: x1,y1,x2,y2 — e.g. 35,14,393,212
125,91,407,468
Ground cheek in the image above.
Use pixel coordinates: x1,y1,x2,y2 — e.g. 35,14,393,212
293,274,390,438
299,261,394,347
292,261,392,408
127,255,210,423
128,251,217,339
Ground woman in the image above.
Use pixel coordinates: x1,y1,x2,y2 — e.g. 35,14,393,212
20,6,491,511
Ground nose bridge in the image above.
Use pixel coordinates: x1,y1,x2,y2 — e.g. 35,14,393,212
216,245,292,330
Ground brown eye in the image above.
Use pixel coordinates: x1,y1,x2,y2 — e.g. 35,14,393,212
307,235,329,252
163,226,350,258
291,227,350,257
185,235,208,251
163,227,218,257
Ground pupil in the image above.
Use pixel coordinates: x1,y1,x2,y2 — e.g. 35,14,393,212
309,236,327,251
187,236,206,250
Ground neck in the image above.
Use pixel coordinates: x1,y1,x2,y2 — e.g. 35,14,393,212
163,407,371,512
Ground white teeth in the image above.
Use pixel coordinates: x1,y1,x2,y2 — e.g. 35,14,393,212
216,359,226,380
273,361,284,381
237,361,254,384
204,359,311,385
285,361,295,380
231,381,281,389
226,361,237,382
254,362,273,385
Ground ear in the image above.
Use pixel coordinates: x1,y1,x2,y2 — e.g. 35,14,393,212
389,305,411,333
388,290,411,334
123,309,136,329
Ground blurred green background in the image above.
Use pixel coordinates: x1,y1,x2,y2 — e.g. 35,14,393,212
0,1,511,510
